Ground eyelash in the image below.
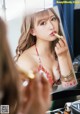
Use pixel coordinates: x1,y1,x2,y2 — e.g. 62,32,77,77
51,17,57,21
39,17,57,25
40,21,46,25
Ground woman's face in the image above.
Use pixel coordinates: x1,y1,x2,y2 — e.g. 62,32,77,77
31,9,59,42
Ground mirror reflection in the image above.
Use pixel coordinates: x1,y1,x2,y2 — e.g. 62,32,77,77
15,7,77,92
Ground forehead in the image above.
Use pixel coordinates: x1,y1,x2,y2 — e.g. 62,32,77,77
33,9,54,23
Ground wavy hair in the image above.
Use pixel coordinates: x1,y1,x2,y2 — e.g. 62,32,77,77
15,8,63,61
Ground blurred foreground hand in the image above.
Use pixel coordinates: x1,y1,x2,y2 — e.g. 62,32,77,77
18,72,51,114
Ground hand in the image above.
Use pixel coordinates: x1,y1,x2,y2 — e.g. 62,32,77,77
55,37,68,58
18,73,51,114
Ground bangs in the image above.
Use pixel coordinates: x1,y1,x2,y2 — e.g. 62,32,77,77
31,8,59,27
33,9,51,23
31,10,49,27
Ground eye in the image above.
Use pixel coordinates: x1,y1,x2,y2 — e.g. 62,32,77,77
40,21,46,25
51,16,57,21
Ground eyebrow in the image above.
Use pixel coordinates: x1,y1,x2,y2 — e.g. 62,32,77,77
37,14,55,25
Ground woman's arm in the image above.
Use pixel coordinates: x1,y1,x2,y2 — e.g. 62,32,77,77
55,37,77,88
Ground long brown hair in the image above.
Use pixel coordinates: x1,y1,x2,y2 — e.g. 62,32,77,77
0,17,19,114
16,8,63,60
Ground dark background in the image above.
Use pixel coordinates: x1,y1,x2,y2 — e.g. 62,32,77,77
74,9,80,58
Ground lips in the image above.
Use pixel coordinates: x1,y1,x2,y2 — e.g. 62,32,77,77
50,31,57,36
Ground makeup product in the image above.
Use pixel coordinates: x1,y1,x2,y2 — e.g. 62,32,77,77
17,66,35,79
54,33,63,39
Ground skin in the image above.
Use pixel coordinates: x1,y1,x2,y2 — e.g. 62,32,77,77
16,9,77,114
17,10,60,81
17,9,77,87
18,73,51,114
31,11,59,41
0,17,51,114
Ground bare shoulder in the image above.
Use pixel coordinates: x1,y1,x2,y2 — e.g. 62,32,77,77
16,46,37,71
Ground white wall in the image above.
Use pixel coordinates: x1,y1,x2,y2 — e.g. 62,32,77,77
5,0,53,56
7,16,22,56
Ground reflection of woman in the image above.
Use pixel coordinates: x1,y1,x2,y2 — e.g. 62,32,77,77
16,8,77,88
0,17,51,114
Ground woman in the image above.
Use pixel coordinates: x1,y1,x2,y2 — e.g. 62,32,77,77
0,17,51,114
16,8,77,88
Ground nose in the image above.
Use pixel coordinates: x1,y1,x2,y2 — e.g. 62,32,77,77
48,21,54,30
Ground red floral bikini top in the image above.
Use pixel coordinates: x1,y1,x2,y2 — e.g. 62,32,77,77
35,45,54,86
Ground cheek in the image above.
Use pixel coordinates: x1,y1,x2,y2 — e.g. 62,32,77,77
36,27,46,35
55,22,59,32
57,25,59,32
35,30,47,39
54,21,59,29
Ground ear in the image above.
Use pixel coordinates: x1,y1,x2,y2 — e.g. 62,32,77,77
30,28,36,36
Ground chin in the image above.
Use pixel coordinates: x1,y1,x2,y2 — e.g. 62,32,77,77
49,37,57,41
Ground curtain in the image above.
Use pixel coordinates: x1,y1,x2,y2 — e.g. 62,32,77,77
53,0,74,60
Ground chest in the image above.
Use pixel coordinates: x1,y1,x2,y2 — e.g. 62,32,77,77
33,54,59,76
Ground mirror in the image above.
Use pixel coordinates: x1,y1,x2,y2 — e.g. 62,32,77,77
14,6,78,93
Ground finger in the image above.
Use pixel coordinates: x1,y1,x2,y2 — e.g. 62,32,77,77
30,75,42,98
41,75,51,98
19,83,31,111
41,75,52,109
41,75,50,88
58,39,65,47
61,37,68,46
56,43,61,49
55,46,58,53
19,83,34,114
19,73,29,82
41,75,51,91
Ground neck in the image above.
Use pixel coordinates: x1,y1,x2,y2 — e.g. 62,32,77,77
36,39,52,56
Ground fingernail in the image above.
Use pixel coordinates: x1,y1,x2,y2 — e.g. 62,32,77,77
39,70,48,80
22,80,29,87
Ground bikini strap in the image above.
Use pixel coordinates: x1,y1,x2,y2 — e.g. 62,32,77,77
35,45,54,85
35,45,42,65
